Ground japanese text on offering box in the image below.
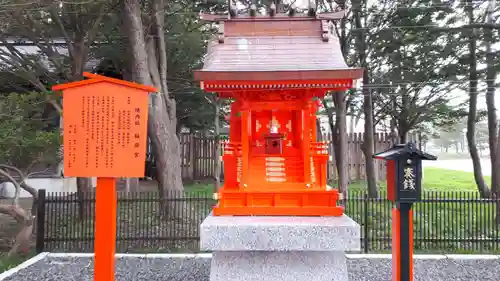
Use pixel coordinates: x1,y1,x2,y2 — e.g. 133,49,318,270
403,166,416,190
63,86,148,177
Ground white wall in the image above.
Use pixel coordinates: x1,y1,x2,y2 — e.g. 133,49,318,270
0,177,96,198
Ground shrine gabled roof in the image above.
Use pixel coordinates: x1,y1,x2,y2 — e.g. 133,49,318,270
193,17,363,82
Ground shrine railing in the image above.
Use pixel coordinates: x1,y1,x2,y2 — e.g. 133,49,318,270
222,142,242,188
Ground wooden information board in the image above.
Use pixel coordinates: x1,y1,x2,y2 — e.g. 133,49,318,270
53,73,156,281
55,74,153,178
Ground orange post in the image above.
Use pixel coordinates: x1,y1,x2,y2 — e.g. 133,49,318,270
409,209,414,281
392,204,414,281
391,208,400,281
94,177,117,281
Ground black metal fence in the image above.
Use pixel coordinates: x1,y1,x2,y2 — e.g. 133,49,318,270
35,190,500,254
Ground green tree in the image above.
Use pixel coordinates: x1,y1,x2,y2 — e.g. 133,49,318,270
352,0,377,197
367,0,466,142
0,0,114,218
0,91,60,257
463,0,490,198
165,1,220,133
0,92,60,170
93,0,221,134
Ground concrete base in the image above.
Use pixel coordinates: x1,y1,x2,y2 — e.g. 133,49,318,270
200,214,360,281
210,251,348,281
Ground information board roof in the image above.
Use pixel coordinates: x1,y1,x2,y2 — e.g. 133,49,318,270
373,143,437,161
52,72,157,93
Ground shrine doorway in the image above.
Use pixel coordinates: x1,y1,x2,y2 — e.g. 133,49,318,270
250,109,300,155
247,108,304,188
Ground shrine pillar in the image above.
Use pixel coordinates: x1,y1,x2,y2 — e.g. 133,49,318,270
302,102,312,185
240,108,250,187
311,101,318,142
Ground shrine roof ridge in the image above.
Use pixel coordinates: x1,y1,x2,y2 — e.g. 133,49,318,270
52,72,157,93
199,11,345,22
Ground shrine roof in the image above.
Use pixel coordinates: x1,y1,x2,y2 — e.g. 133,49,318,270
194,16,363,82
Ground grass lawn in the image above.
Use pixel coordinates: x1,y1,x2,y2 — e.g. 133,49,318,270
348,167,490,192
184,182,214,194
421,167,490,191
38,167,497,256
0,254,33,273
189,168,499,254
186,167,490,193
343,168,499,254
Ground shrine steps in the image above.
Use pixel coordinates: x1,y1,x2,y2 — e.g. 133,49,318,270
248,155,305,184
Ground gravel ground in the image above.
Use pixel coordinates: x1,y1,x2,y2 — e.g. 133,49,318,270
1,255,500,281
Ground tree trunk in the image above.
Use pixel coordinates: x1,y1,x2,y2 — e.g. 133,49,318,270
466,0,490,198
316,118,323,141
349,116,355,133
64,25,107,219
399,92,410,144
485,0,499,197
122,0,183,216
362,72,377,197
0,167,37,256
214,97,221,192
0,204,33,257
76,177,92,219
389,98,398,145
353,0,377,197
66,37,95,220
334,93,349,198
495,123,500,224
485,0,499,223
323,99,340,181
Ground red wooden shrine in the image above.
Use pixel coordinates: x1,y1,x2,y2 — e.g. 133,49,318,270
194,8,363,216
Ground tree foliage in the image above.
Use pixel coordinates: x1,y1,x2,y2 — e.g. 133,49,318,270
165,2,220,132
366,0,470,142
0,92,60,172
92,0,223,133
0,91,60,257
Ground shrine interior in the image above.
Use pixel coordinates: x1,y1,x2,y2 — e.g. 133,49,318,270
224,92,328,191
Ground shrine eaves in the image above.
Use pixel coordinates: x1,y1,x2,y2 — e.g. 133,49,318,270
194,2,363,89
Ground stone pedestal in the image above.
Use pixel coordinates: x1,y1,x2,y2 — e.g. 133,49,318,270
200,214,360,281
